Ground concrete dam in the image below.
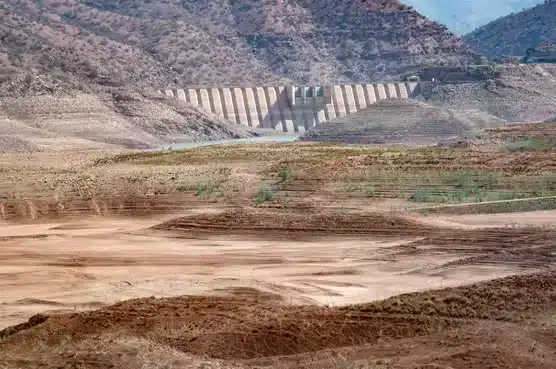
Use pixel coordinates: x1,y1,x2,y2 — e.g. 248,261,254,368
159,82,419,133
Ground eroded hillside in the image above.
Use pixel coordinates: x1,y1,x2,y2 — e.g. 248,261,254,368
0,0,472,87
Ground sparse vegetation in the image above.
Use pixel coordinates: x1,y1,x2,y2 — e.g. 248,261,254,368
502,138,556,152
253,186,275,206
279,168,292,182
2,125,555,219
401,168,556,205
0,0,471,91
465,1,556,60
1,119,556,369
1,2,556,369
365,188,377,197
195,183,208,196
413,196,556,215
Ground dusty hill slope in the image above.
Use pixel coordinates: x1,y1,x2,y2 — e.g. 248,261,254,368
1,272,554,368
300,98,506,145
0,74,257,152
464,1,556,59
0,0,472,86
416,64,556,122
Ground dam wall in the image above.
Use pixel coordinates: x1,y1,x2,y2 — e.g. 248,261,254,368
159,82,419,132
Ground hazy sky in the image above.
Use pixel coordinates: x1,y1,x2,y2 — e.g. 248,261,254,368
402,0,544,35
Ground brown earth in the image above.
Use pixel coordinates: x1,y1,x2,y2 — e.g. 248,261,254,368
0,267,554,368
0,135,40,153
437,122,556,152
152,207,436,237
0,205,554,368
0,122,555,368
0,122,554,221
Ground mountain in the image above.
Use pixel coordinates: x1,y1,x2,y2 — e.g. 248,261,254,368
464,1,556,59
403,0,544,35
0,0,471,89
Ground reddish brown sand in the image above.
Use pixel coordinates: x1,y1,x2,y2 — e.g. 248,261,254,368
0,208,554,369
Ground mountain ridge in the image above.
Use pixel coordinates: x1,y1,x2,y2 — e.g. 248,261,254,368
0,0,472,91
403,0,544,35
464,1,556,59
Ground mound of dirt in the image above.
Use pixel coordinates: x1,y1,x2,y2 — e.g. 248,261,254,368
299,99,505,146
417,64,556,122
152,207,435,236
1,272,554,368
0,80,257,152
349,269,556,321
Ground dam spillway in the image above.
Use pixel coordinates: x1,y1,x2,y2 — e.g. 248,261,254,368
159,82,419,133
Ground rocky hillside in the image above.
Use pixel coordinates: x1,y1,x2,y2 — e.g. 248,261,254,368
0,73,258,152
415,64,556,122
464,1,556,59
403,0,543,35
300,98,506,146
0,0,472,88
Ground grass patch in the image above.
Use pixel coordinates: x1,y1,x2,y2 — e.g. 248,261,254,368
194,182,225,198
365,188,377,197
439,171,502,191
97,143,405,167
410,187,529,204
195,183,207,196
253,186,275,206
409,171,556,204
344,183,362,193
409,187,473,203
418,196,556,215
501,138,556,152
411,188,436,203
335,208,353,214
279,168,292,182
533,175,556,197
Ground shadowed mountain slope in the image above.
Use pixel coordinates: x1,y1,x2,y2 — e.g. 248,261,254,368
464,1,556,59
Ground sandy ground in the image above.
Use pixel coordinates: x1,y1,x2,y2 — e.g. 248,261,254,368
0,129,554,369
1,209,554,330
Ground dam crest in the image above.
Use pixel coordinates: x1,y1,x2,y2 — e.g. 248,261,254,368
159,82,419,133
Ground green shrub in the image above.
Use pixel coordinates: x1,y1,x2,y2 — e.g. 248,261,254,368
365,188,376,197
195,183,207,196
279,168,291,182
254,186,275,205
488,191,519,201
411,188,435,202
